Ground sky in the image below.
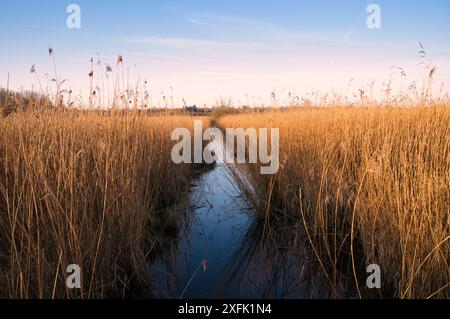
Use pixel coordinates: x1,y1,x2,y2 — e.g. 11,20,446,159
0,0,449,107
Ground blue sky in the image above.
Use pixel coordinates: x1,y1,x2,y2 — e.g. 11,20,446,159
1,0,449,106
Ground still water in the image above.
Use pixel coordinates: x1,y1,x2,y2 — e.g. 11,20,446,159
147,162,349,299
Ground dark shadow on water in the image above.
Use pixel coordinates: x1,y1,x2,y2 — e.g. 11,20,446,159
216,218,356,299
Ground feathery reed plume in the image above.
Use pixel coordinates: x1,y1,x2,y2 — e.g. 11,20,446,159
30,64,44,94
117,54,125,107
48,45,62,108
105,64,113,107
89,57,94,108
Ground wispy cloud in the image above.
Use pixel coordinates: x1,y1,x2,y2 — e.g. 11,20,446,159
123,36,265,49
342,0,372,44
186,18,208,25
5,24,65,32
343,30,353,44
180,11,340,47
122,51,221,65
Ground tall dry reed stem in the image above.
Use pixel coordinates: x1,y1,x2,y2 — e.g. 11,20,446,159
219,106,449,299
0,109,208,298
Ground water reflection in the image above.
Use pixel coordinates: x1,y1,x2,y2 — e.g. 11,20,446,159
149,164,252,298
148,132,355,299
217,218,354,298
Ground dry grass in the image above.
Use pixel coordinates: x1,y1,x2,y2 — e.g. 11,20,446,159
219,106,449,299
0,109,208,298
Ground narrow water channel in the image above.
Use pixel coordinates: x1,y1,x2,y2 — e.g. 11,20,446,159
149,164,252,298
148,139,352,299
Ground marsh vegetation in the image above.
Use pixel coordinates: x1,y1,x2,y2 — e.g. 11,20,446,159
0,48,448,299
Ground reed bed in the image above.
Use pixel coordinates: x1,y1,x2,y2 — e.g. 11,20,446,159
219,106,449,299
0,109,208,298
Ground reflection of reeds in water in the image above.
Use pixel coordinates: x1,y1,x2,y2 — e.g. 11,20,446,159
217,209,356,299
153,161,356,299
147,169,214,299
